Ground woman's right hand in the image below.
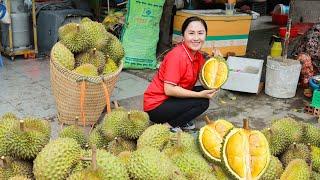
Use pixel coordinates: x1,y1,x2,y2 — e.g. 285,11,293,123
198,89,219,99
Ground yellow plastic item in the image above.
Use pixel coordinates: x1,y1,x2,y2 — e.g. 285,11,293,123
270,42,282,58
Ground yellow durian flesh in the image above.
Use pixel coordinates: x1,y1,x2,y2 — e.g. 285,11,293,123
199,119,234,162
222,120,270,180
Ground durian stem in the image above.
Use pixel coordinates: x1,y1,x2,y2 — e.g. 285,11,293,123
204,115,212,124
307,143,312,170
128,112,131,120
76,24,80,32
243,119,250,130
293,142,297,149
75,116,79,127
0,156,7,168
177,131,182,147
267,128,272,134
20,120,25,131
92,145,97,170
114,101,119,108
93,48,96,55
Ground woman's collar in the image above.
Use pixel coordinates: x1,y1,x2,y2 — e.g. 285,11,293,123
182,42,200,61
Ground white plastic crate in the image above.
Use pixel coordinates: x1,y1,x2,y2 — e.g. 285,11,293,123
221,56,264,93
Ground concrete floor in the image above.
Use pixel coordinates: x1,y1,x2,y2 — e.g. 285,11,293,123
0,16,317,139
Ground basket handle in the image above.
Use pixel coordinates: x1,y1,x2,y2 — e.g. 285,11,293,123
101,78,112,114
79,80,87,127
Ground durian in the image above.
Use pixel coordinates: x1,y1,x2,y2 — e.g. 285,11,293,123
88,124,108,149
80,20,108,50
0,157,33,179
198,116,234,162
51,42,75,70
280,143,310,167
73,63,98,76
59,123,87,148
59,23,92,53
107,137,136,155
119,110,150,139
137,124,171,150
260,155,283,180
76,48,106,73
5,119,51,160
163,131,199,154
101,111,127,141
100,33,124,63
221,119,270,180
303,123,320,147
127,147,181,180
33,138,82,180
0,112,18,120
103,57,118,75
68,146,129,180
280,159,311,180
312,146,320,172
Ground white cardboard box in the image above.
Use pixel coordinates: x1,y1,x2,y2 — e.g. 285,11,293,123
221,56,264,93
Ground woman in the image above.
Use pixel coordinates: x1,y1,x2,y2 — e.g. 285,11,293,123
143,16,219,131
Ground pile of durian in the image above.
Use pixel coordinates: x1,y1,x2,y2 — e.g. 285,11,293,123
2,109,320,180
261,117,320,180
199,116,320,180
52,17,125,77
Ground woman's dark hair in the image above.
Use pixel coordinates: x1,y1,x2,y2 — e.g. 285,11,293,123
181,16,207,36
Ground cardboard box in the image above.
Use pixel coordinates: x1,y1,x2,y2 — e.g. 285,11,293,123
173,10,252,56
221,56,264,93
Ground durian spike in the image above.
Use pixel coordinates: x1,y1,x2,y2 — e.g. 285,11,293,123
20,120,25,131
204,115,212,124
92,144,97,170
243,119,250,130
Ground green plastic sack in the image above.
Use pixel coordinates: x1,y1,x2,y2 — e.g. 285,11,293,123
121,0,165,69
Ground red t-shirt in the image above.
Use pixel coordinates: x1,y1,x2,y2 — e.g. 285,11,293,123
143,43,205,111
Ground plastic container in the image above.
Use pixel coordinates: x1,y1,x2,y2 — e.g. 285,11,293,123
221,56,264,93
265,57,302,98
225,3,235,15
272,13,288,26
279,27,298,38
311,90,320,108
273,4,289,15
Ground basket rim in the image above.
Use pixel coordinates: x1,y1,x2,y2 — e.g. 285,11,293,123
50,44,123,84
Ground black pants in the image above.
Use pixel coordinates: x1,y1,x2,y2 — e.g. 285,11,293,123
146,86,209,127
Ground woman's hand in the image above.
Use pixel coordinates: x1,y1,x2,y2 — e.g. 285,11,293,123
198,89,219,99
212,47,223,57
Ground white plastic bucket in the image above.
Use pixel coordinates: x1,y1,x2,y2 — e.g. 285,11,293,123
265,57,301,98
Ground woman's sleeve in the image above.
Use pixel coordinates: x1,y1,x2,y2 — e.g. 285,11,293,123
163,52,183,86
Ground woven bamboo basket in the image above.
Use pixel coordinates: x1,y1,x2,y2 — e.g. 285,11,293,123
50,51,123,126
